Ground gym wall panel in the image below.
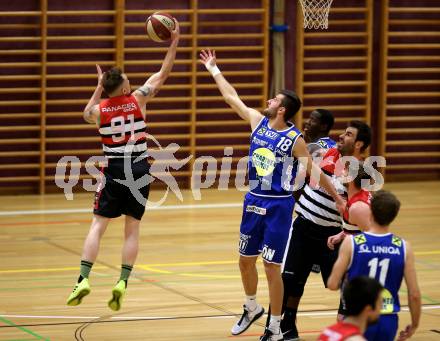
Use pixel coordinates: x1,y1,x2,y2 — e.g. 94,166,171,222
0,0,269,194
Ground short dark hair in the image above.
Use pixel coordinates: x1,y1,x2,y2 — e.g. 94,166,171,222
371,190,401,226
315,108,334,133
353,161,372,189
102,67,124,95
279,89,302,122
348,120,371,152
344,276,383,316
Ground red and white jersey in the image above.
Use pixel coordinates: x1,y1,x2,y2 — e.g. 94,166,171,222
99,95,147,158
295,147,347,228
320,147,342,175
343,189,371,233
318,322,364,341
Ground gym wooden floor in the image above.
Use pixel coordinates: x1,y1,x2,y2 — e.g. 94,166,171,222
1,181,439,341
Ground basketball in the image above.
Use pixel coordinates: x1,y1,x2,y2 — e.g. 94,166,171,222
145,12,176,42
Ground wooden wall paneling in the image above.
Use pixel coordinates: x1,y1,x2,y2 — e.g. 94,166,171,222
39,0,48,194
0,5,42,193
383,2,440,177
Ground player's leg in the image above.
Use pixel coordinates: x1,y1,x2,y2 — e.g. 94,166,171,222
232,254,265,335
108,160,150,311
239,254,264,315
67,166,121,306
81,214,111,263
260,261,284,341
239,255,259,297
108,215,141,311
260,197,295,341
319,228,344,320
280,215,315,341
231,193,265,335
67,214,110,306
121,215,140,275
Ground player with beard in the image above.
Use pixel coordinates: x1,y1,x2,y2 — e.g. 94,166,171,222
280,121,371,340
200,49,345,341
328,190,421,341
319,276,383,341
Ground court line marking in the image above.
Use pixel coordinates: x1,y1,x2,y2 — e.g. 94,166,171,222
0,316,48,340
140,260,238,267
137,252,438,266
0,220,86,227
2,202,440,217
1,251,438,275
415,250,440,256
2,304,440,321
0,266,107,274
0,203,243,216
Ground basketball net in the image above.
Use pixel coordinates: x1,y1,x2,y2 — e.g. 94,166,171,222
299,0,334,30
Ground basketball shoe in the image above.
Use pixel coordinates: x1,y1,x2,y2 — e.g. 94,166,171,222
66,278,90,306
260,327,284,341
231,304,265,335
108,280,126,311
280,311,299,340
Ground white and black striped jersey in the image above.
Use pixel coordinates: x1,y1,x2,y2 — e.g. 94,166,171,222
295,147,346,227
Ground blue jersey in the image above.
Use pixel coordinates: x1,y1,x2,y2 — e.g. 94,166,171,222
307,136,336,152
316,137,336,149
249,117,302,197
348,232,406,314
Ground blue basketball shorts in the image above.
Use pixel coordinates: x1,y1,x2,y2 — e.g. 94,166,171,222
364,314,398,341
239,192,295,264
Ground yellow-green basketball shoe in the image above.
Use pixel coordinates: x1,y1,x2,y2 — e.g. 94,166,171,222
66,278,90,306
108,280,126,311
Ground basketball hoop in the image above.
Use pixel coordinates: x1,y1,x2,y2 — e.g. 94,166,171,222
299,0,334,30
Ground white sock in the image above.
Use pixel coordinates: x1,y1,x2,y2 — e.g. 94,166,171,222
269,315,281,333
245,295,257,311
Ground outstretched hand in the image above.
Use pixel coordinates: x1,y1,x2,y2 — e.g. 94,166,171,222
199,49,217,70
171,19,180,42
96,64,103,86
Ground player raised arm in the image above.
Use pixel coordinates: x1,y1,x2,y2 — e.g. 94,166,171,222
293,137,346,214
133,20,180,109
83,64,103,124
199,49,263,131
397,241,421,341
327,236,353,290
